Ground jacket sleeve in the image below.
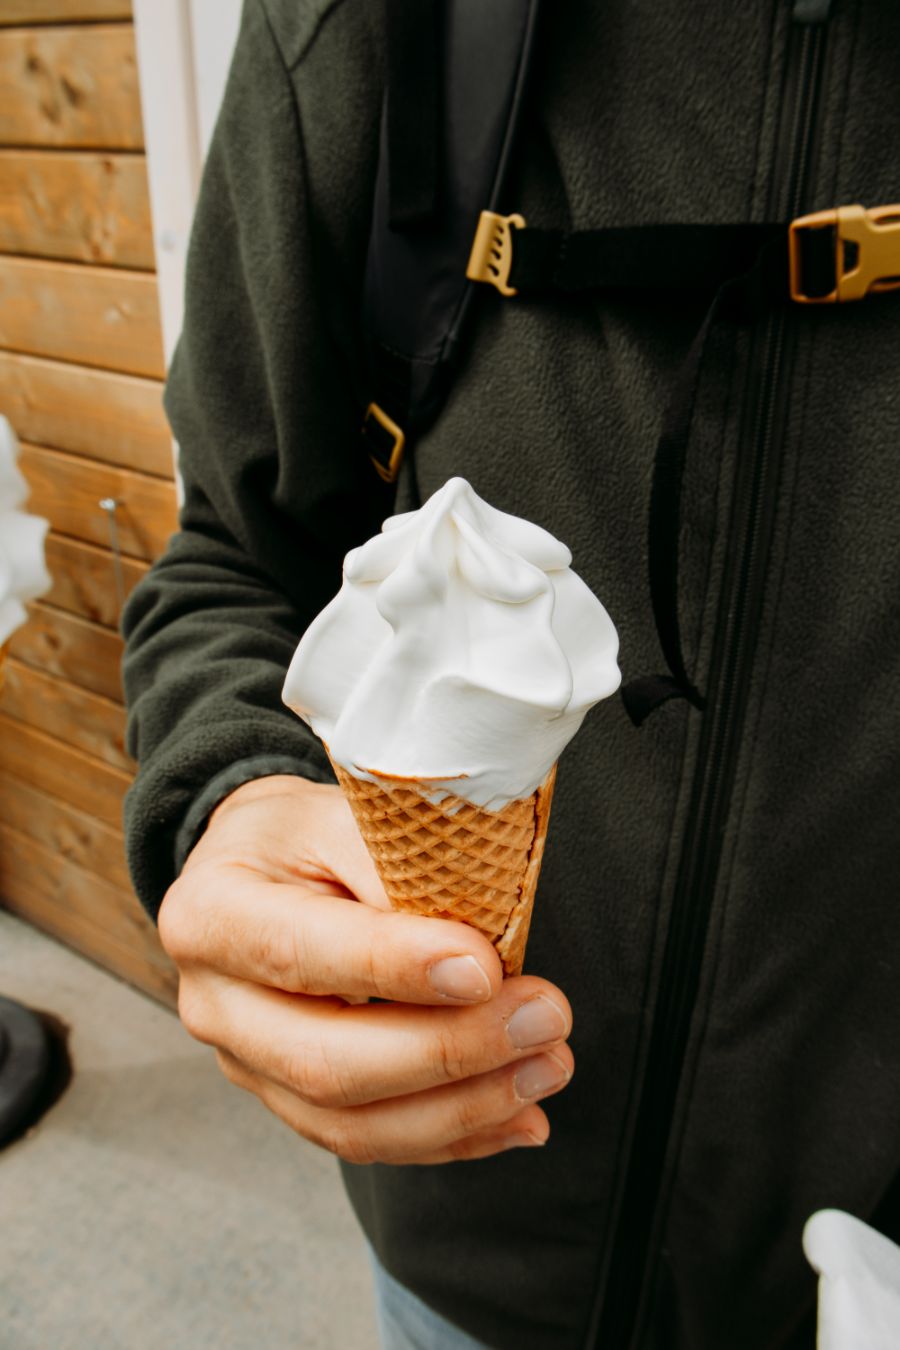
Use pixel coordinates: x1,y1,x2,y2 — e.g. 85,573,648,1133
122,0,390,920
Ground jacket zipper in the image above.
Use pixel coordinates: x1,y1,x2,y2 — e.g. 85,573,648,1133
585,10,831,1348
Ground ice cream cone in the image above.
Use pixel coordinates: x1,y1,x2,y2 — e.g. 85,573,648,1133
331,760,556,977
285,480,618,975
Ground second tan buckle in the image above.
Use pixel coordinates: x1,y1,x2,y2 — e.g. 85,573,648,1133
466,210,526,296
789,203,900,303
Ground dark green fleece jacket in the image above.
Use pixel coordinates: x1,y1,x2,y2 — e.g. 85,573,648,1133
122,1,900,1347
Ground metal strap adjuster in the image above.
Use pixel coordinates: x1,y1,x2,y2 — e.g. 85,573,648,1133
789,203,900,303
363,402,405,483
466,210,526,296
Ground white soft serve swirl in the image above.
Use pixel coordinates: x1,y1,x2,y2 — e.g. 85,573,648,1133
283,477,620,808
0,416,51,648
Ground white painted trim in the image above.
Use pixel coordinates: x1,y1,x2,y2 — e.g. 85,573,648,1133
132,0,243,491
132,0,202,371
189,0,244,162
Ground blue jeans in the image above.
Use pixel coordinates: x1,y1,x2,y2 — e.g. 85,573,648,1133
369,1247,495,1350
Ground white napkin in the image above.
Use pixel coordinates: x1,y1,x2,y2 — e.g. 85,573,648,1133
0,415,51,647
804,1209,900,1349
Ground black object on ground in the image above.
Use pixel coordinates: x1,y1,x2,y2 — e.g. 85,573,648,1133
0,996,72,1148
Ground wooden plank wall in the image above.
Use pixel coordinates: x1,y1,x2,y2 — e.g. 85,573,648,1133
0,0,178,1007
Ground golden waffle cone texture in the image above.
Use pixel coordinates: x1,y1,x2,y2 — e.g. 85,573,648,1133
332,761,556,976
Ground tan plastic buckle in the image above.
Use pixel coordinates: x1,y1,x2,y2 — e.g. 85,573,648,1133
789,203,900,303
466,210,526,296
364,402,405,483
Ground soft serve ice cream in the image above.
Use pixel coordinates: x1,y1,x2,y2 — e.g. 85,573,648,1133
283,476,619,808
0,416,51,648
283,477,619,972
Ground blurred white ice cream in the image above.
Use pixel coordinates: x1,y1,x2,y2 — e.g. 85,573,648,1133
0,416,51,647
283,476,620,808
804,1209,900,1349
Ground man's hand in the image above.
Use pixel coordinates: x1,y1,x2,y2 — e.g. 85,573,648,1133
158,775,574,1165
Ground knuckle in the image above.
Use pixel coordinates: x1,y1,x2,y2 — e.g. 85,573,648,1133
358,941,387,999
256,920,301,990
451,1084,491,1138
355,932,407,1000
428,1025,469,1086
444,1133,489,1162
309,1073,357,1112
312,1041,373,1109
283,1044,336,1108
321,1114,378,1166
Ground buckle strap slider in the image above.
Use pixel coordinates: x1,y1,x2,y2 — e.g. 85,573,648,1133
789,203,900,303
466,210,526,296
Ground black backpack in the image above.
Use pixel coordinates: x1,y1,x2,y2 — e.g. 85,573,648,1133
360,0,898,724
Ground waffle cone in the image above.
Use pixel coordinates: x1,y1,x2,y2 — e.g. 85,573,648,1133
331,760,556,977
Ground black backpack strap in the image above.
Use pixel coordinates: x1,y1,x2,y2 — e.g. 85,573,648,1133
468,206,900,721
508,222,787,295
384,0,442,232
622,239,786,725
361,0,543,485
473,210,898,303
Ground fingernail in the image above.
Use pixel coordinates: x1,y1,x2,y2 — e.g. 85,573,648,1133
427,955,491,1002
506,995,569,1049
503,1131,546,1150
514,1052,571,1102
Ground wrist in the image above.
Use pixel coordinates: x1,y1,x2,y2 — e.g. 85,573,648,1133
209,772,316,821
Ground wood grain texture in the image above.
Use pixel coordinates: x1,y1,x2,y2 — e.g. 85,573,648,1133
0,256,164,377
0,824,177,1009
0,769,130,890
20,442,177,560
0,2,132,23
0,656,132,769
44,532,147,627
0,0,174,1009
0,24,142,148
0,351,171,476
0,712,129,826
7,601,124,701
0,149,153,267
